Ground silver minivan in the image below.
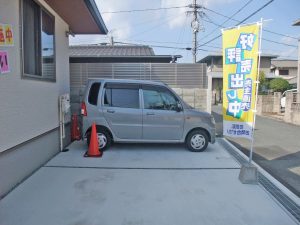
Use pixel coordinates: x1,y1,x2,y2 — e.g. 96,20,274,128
81,79,216,152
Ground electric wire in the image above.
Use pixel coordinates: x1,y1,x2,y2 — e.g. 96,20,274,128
128,13,186,39
102,5,188,14
198,0,275,49
201,0,254,40
204,3,298,40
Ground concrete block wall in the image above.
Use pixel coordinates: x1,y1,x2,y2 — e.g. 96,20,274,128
284,92,300,125
172,88,209,112
256,92,281,115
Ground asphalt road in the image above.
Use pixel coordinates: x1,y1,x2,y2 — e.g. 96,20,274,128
212,105,300,197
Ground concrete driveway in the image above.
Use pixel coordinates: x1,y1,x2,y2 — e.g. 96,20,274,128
0,140,298,225
212,104,300,197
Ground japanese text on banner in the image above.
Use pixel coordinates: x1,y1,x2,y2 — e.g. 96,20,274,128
222,24,260,139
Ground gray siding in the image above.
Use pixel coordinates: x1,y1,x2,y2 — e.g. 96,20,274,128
0,126,70,198
0,0,70,153
0,0,70,197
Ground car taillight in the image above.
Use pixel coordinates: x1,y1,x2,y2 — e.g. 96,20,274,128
81,102,87,116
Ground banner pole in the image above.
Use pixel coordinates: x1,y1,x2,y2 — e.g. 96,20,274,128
249,18,263,164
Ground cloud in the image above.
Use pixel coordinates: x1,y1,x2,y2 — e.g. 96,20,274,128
160,0,239,29
96,0,136,39
69,0,240,45
160,0,190,28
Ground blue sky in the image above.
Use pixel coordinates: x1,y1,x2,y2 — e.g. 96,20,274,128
70,0,300,63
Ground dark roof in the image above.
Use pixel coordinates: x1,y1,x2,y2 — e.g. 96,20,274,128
69,45,182,63
70,45,155,57
271,59,298,68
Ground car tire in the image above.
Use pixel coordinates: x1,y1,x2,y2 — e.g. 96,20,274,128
87,127,112,151
186,130,209,152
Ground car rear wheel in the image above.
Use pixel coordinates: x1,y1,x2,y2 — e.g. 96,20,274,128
87,128,112,151
186,130,208,152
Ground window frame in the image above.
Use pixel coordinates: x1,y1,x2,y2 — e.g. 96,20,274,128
142,85,180,111
102,83,140,109
278,69,289,76
20,0,56,82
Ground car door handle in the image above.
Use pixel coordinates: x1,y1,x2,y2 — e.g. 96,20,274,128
146,112,155,116
107,109,115,113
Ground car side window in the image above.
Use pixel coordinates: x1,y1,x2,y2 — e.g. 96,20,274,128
143,87,178,111
88,82,101,106
143,90,165,110
104,83,139,109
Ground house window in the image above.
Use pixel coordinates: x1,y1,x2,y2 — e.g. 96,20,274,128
22,0,55,81
279,69,289,76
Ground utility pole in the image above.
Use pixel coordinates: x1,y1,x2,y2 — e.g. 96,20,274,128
292,19,300,92
187,0,204,63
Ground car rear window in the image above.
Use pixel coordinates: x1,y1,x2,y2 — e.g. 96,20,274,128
88,82,101,105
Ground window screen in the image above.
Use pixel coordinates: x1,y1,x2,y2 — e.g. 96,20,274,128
279,69,289,75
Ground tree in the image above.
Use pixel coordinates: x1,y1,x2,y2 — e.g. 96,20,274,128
258,71,269,93
269,78,290,93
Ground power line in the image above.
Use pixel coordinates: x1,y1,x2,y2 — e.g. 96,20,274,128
235,0,274,24
114,41,191,50
262,38,298,47
102,5,188,14
202,16,223,28
120,39,190,45
263,30,299,40
115,38,222,51
204,3,298,40
128,13,186,39
172,16,189,55
198,0,274,49
202,0,254,40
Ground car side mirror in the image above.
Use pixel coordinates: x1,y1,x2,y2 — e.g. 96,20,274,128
176,102,183,112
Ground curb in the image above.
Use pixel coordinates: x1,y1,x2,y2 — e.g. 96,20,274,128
221,137,300,205
219,138,300,224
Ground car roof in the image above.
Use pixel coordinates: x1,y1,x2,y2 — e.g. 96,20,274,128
87,78,166,86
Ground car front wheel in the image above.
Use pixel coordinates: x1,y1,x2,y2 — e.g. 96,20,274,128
186,130,209,152
87,128,112,151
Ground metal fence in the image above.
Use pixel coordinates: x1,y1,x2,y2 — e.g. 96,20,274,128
70,63,207,88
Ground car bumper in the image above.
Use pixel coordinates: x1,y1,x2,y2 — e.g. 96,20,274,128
210,128,216,144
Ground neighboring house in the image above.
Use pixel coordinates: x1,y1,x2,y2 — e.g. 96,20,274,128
198,54,277,102
70,45,182,63
271,59,298,87
0,0,107,198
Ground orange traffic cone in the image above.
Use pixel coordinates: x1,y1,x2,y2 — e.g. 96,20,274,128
84,123,102,157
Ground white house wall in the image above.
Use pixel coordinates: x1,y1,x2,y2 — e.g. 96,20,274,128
0,0,70,153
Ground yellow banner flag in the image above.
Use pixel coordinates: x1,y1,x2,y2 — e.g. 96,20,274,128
222,24,260,139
